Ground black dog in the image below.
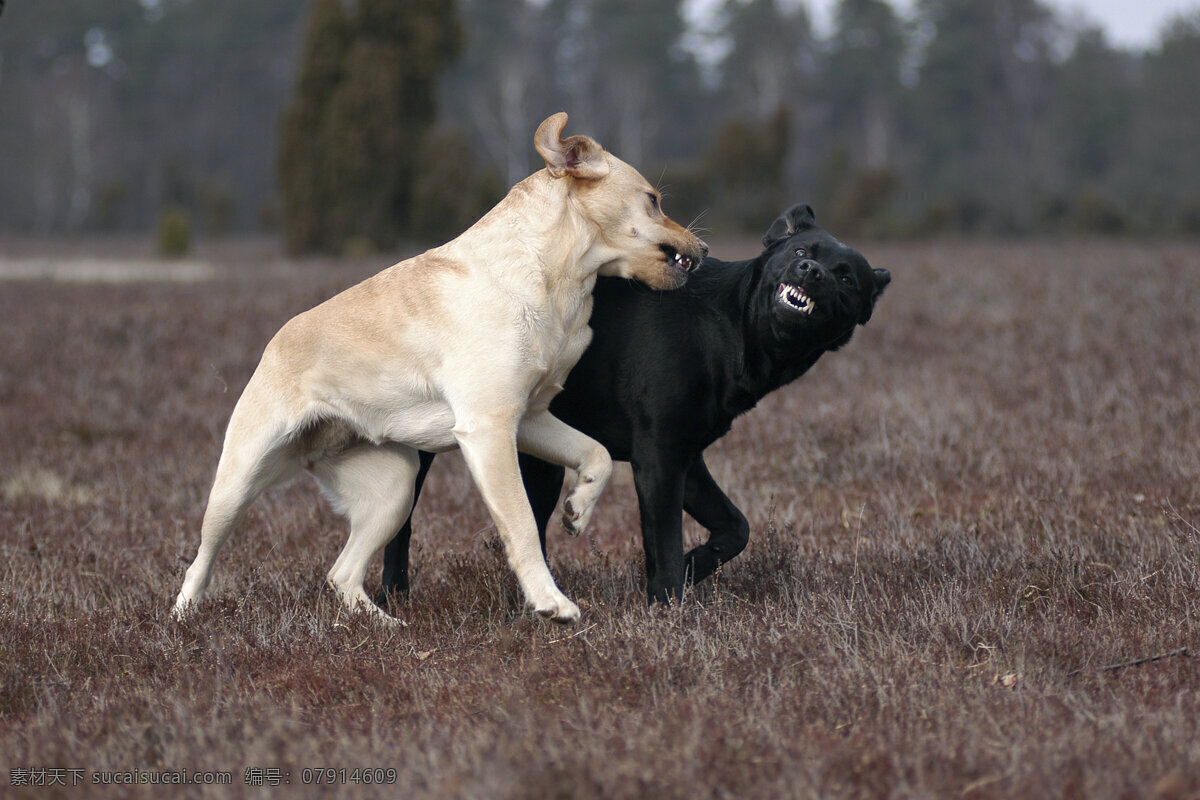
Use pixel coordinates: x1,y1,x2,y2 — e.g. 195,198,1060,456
380,205,890,604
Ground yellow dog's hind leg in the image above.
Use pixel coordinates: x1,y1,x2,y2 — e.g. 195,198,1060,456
174,396,300,618
311,442,421,625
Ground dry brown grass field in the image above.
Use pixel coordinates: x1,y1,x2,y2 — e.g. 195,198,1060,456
1,237,1198,799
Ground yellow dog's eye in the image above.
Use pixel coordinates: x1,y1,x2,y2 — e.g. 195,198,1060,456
647,192,661,213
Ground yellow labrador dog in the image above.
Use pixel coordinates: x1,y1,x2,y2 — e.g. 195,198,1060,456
173,113,706,625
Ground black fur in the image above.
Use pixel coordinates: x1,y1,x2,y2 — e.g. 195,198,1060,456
380,204,890,604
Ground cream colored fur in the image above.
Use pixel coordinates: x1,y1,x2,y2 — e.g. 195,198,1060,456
173,113,706,625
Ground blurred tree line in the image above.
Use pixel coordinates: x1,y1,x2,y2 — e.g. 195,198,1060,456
0,0,299,239
2,0,1199,249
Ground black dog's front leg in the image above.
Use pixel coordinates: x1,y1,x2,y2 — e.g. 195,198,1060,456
682,457,750,586
631,453,688,604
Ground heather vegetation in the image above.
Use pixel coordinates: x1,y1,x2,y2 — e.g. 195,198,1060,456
1,238,1197,798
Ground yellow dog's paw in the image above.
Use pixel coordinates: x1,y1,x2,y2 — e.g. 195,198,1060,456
561,492,599,536
531,592,580,624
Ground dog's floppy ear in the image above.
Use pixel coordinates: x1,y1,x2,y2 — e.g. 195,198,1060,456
535,112,610,181
762,204,817,248
858,268,891,324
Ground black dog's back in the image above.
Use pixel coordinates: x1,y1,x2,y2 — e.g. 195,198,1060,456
380,205,889,605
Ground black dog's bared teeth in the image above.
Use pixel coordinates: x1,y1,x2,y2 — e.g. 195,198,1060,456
777,283,815,315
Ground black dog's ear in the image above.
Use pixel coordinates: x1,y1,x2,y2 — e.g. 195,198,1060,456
858,268,892,324
762,204,817,248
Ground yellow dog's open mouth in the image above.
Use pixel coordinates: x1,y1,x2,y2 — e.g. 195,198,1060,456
659,244,697,273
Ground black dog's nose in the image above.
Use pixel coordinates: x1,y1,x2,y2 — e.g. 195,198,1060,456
798,259,823,279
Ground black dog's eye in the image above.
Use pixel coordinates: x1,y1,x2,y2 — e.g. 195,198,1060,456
839,274,855,286
795,247,807,258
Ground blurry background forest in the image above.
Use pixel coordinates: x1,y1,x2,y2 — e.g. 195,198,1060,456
2,0,1199,253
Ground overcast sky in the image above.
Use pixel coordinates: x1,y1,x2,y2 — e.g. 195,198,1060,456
802,0,1200,50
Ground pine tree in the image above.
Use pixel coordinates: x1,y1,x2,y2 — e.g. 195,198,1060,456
278,0,462,254
910,0,1057,231
1128,13,1200,231
278,0,352,254
825,0,904,170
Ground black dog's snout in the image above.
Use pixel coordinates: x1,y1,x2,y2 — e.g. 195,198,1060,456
797,259,825,281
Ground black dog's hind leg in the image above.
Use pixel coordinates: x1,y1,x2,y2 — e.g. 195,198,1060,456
378,449,437,606
517,453,566,557
682,457,749,586
631,451,689,604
